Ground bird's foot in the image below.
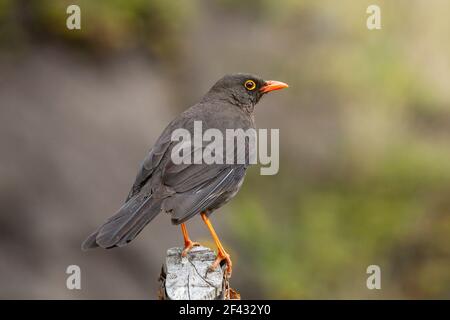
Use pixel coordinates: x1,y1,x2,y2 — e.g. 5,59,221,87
209,250,232,277
181,240,201,257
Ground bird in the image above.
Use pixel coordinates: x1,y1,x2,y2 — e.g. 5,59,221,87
82,73,288,275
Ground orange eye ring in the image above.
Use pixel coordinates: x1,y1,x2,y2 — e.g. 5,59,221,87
244,80,256,91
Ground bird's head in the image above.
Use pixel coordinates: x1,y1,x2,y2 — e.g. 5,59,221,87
204,73,288,110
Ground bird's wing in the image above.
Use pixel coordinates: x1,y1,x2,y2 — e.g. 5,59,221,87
161,135,248,223
125,115,191,201
163,164,247,224
126,139,171,201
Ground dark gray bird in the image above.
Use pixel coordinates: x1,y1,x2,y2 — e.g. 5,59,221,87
82,73,288,275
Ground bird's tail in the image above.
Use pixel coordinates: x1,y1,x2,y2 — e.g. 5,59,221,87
81,194,163,250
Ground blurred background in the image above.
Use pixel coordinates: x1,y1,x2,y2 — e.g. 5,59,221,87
0,0,449,299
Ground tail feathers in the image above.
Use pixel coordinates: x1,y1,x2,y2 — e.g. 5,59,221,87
81,230,100,250
81,194,163,250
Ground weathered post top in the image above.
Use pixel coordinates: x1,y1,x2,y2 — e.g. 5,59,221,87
159,246,239,300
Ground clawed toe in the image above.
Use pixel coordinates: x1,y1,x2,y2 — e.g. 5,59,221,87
181,240,201,257
209,251,232,277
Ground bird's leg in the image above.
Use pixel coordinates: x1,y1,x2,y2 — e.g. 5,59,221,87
180,223,200,257
201,212,232,276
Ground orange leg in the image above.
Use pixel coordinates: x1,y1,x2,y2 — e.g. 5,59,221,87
201,212,232,276
181,223,200,257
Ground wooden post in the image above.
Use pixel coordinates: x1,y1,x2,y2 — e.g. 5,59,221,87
158,246,240,300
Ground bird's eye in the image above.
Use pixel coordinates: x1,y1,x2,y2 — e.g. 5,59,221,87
244,80,256,91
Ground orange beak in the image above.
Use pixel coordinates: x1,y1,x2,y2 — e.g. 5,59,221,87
260,80,289,93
